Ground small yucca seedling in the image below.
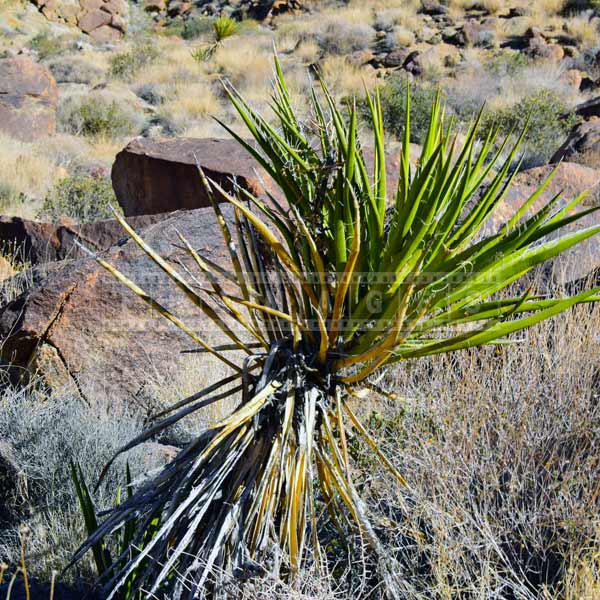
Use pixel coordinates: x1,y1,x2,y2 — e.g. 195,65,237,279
71,58,600,599
190,46,207,64
213,15,239,43
193,16,239,63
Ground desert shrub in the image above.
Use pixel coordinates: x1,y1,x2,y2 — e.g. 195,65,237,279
29,32,65,59
372,301,600,597
181,16,215,40
37,174,117,224
109,42,159,80
135,82,165,106
564,0,600,10
316,19,375,55
58,95,143,138
46,56,104,85
373,76,446,142
0,387,154,580
481,90,579,167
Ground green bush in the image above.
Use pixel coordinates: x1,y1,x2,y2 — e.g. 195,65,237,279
29,32,65,59
37,175,119,224
181,16,215,40
58,95,142,138
109,42,159,80
481,90,579,167
373,76,445,143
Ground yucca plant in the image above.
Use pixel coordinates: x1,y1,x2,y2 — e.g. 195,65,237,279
192,16,239,62
71,59,600,598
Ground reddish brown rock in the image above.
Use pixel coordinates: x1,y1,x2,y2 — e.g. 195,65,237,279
0,57,57,142
89,23,122,40
111,136,408,217
564,69,583,89
551,118,600,164
573,96,600,120
111,137,277,216
77,8,111,32
461,19,497,47
79,0,103,10
528,37,564,62
0,207,235,410
0,214,166,265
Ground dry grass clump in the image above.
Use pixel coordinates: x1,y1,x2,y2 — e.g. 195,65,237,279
0,244,34,306
0,386,163,583
1,292,599,596
356,300,600,597
481,0,504,13
212,38,273,101
445,0,480,17
316,18,376,56
445,53,581,121
319,55,379,98
375,5,419,29
565,15,599,47
160,81,222,130
391,26,416,47
0,134,63,218
534,0,568,14
564,532,600,600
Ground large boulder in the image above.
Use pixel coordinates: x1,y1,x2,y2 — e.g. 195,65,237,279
0,214,165,265
111,137,277,217
111,137,408,217
573,96,600,120
0,57,58,142
551,118,600,164
0,207,236,410
490,162,600,287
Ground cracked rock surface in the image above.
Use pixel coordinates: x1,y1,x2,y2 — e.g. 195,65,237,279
0,207,233,411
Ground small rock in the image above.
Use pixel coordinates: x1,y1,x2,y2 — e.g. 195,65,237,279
420,0,447,16
528,37,564,62
144,0,165,12
564,69,583,89
580,74,598,92
77,8,112,33
525,26,545,40
167,0,191,16
574,96,600,119
551,118,600,164
381,48,410,68
89,23,122,40
403,50,422,76
347,49,375,67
